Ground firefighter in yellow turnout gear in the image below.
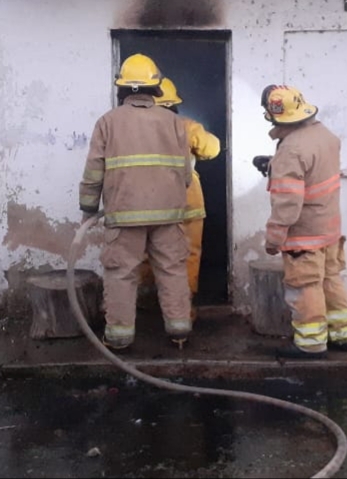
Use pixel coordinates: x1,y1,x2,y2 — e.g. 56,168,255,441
259,84,347,359
139,78,220,321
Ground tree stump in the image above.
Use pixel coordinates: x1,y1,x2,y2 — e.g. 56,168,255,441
27,269,104,340
249,259,292,337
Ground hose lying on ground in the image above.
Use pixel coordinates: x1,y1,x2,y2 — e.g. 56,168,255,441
67,212,347,479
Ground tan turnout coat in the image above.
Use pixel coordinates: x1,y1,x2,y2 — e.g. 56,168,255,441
266,120,342,251
79,94,192,227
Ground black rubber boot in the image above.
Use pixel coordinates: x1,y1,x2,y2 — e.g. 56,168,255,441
102,335,132,352
276,343,327,360
329,341,347,352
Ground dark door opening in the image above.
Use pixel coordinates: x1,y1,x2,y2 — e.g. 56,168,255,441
112,30,230,305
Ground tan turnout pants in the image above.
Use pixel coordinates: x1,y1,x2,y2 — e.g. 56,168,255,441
140,218,204,295
283,237,347,353
100,224,192,344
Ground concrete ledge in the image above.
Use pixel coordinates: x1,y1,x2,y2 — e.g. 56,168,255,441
3,358,347,384
2,307,347,384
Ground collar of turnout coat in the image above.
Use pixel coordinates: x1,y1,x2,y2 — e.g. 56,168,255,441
123,94,155,108
269,118,318,141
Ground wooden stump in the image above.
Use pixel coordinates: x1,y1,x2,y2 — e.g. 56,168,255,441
249,259,292,337
27,269,103,340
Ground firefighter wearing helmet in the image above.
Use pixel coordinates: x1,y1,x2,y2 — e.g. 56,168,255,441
79,54,193,350
139,77,220,323
255,84,347,359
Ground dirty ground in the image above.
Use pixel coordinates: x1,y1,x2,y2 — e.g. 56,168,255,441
1,305,347,478
1,304,347,381
1,376,347,478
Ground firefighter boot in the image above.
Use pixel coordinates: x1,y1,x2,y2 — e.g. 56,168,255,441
166,320,192,350
329,341,347,352
276,343,327,360
102,325,134,351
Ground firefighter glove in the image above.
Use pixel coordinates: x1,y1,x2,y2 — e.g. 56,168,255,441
265,241,280,256
252,155,272,177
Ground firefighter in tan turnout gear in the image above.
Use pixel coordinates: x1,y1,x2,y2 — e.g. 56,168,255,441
257,84,347,359
140,77,220,321
79,54,193,350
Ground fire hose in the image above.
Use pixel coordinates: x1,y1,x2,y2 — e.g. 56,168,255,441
67,212,347,479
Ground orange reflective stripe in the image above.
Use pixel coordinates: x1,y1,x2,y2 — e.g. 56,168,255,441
305,174,340,200
282,232,341,250
270,177,305,195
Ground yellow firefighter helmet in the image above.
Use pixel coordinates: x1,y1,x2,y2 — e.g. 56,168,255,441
261,85,318,124
115,53,162,88
154,77,183,107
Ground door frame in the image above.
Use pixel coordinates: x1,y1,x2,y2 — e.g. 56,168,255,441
111,29,233,302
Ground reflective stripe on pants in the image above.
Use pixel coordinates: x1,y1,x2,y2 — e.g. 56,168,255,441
100,224,192,339
282,237,347,352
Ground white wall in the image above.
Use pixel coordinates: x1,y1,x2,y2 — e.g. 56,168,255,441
0,0,347,308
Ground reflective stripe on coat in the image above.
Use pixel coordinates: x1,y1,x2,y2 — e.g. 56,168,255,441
266,121,342,250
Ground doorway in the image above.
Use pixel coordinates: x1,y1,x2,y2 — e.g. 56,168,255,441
112,30,231,305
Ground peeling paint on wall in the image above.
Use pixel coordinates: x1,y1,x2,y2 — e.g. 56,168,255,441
3,202,103,260
1,0,347,313
6,182,25,205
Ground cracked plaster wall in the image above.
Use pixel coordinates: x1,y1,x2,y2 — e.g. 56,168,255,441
0,0,347,312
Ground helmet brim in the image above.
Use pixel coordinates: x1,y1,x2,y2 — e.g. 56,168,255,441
265,104,318,124
155,97,183,107
115,78,161,87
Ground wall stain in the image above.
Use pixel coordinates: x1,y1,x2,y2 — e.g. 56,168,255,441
64,132,88,151
123,0,222,28
3,202,103,260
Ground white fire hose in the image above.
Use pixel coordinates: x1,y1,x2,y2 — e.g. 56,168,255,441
67,212,347,479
